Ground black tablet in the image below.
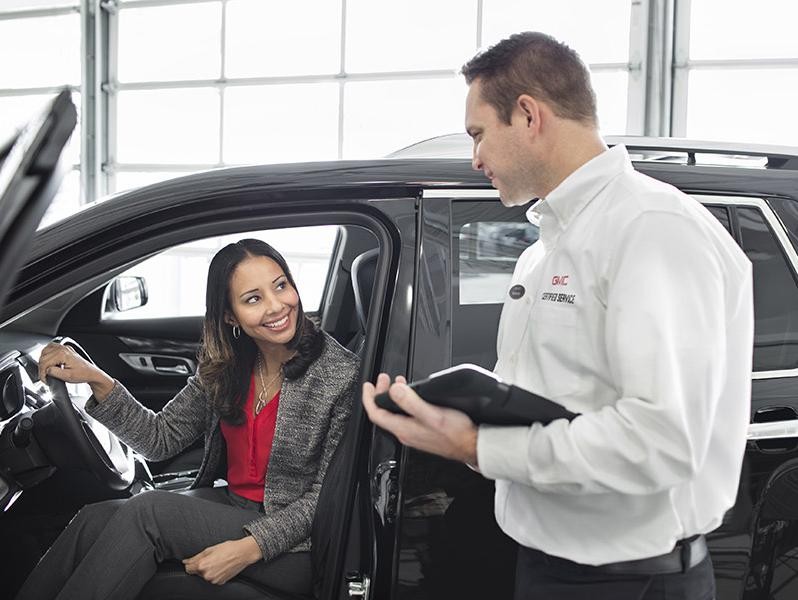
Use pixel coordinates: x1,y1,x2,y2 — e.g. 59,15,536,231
374,363,578,426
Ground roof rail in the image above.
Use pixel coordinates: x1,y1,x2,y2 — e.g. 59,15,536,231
604,136,798,170
389,132,798,170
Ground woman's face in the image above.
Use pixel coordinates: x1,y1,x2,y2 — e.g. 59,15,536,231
226,255,299,348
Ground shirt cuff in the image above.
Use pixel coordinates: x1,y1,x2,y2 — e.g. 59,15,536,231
476,424,533,483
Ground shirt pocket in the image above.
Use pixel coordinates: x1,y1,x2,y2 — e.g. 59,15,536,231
528,303,583,400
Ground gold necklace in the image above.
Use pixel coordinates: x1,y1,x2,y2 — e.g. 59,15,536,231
255,356,282,416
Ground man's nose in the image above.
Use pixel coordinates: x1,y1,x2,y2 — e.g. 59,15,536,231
472,151,482,172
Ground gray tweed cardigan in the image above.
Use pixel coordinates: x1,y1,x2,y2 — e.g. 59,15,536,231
85,332,359,563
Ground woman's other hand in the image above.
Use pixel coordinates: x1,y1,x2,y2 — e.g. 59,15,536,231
182,536,263,585
38,342,116,401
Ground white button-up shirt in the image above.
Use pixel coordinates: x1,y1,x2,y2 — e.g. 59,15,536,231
477,145,754,565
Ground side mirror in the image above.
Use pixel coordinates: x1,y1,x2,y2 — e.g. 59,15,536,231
106,276,148,313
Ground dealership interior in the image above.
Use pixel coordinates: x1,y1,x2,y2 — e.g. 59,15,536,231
3,2,798,600
2,0,797,227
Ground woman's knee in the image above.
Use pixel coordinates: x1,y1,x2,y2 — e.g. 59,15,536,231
71,498,125,530
117,490,173,517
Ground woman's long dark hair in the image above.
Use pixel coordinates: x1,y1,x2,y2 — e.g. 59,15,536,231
197,239,324,424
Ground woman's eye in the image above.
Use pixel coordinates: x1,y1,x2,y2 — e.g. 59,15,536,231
246,296,260,304
276,281,286,290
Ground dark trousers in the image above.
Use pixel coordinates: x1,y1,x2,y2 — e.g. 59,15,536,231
514,545,716,600
15,487,312,600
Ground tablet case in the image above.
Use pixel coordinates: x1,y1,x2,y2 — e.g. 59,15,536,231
374,363,578,426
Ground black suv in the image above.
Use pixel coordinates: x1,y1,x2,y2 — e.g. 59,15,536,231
0,96,797,600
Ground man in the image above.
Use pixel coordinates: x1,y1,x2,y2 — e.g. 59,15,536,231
362,32,754,600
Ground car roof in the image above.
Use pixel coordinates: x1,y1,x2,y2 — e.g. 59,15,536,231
391,132,798,170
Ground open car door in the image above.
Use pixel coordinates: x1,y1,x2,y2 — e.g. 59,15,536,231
0,89,76,310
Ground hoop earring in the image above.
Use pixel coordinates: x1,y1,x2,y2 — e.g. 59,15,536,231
232,325,241,339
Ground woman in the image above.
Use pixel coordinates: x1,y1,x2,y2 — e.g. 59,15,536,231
17,239,360,600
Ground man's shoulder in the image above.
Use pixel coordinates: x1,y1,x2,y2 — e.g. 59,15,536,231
612,167,692,213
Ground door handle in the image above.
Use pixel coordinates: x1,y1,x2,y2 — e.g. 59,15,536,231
154,364,190,375
749,406,798,453
119,353,195,377
747,420,798,441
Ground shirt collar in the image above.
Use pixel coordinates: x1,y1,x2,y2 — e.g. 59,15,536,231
526,144,632,229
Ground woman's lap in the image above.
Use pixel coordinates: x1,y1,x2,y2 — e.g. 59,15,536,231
17,487,312,600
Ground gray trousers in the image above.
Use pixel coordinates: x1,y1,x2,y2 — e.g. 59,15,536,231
15,487,312,600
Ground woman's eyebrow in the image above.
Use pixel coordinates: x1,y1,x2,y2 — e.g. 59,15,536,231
239,288,259,298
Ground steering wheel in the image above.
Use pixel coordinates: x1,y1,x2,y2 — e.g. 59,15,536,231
45,337,136,490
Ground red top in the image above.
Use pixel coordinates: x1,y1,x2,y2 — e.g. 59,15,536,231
219,372,280,502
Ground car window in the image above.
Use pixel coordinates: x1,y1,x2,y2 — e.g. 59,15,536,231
452,201,532,368
458,221,539,305
704,204,732,234
736,207,798,372
102,225,339,320
769,197,798,257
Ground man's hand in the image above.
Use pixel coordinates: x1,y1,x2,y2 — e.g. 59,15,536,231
182,536,262,585
362,373,479,466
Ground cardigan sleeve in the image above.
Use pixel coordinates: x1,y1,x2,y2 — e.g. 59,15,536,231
85,375,209,461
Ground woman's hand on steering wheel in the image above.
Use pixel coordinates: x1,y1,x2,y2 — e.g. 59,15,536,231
38,341,116,401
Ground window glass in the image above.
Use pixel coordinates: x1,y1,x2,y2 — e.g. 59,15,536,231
686,69,798,145
346,0,476,73
116,88,220,164
3,0,77,7
482,0,631,64
104,226,340,320
592,70,629,135
225,0,341,77
737,207,798,371
343,77,466,158
0,13,80,87
769,198,798,257
704,205,732,234
117,3,221,82
223,83,339,164
0,92,81,166
451,201,531,370
690,0,798,60
459,221,538,304
39,169,81,229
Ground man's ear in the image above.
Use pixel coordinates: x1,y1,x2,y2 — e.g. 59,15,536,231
516,94,541,131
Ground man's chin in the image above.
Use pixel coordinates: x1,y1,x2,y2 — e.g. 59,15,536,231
499,192,535,208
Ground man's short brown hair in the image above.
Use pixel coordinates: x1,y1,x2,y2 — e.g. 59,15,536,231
462,31,597,126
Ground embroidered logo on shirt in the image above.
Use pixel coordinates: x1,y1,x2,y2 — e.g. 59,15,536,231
541,292,576,304
509,284,526,299
551,275,569,286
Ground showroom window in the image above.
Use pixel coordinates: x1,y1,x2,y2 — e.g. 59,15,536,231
0,0,82,228
673,0,798,144
7,1,798,219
